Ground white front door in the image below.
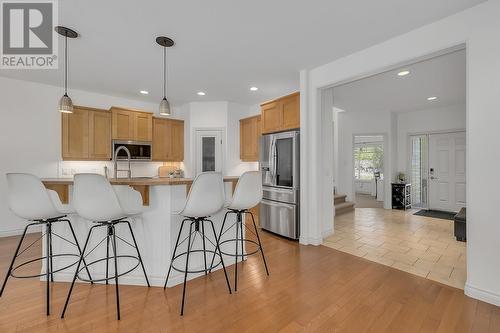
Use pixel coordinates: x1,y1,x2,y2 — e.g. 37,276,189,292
428,131,466,212
195,130,223,175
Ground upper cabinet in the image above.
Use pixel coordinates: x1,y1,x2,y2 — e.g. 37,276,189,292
240,115,261,161
62,106,111,160
261,92,300,134
111,107,152,142
152,117,184,162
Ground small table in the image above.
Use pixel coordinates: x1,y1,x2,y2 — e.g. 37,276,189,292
391,183,411,210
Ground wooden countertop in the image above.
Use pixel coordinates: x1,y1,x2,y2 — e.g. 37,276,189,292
42,176,239,186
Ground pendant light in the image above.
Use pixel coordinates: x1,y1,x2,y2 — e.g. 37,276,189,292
156,36,174,116
55,26,78,113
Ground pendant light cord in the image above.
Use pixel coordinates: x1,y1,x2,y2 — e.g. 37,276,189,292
163,46,167,99
64,34,68,95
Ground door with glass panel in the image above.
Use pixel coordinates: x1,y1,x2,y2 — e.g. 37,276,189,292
195,130,223,175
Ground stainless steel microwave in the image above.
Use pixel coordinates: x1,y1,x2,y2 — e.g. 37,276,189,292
112,140,152,161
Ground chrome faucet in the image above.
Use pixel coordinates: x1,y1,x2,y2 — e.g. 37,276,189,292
114,146,132,179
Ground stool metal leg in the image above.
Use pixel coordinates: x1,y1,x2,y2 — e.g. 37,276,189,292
234,216,239,292
0,223,35,297
207,219,232,294
164,219,188,289
46,223,51,315
180,222,194,316
249,212,269,276
124,221,150,287
239,212,245,262
63,219,93,283
61,225,98,319
106,228,110,285
201,221,207,275
110,225,121,320
49,224,54,283
208,211,230,273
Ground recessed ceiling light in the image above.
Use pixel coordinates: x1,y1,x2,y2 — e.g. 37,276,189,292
427,96,438,101
197,91,206,96
250,86,258,91
397,70,410,76
140,90,149,95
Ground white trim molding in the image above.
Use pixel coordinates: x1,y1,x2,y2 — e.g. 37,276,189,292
465,283,500,307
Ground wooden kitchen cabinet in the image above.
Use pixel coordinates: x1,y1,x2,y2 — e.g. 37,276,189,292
62,106,111,160
152,117,184,161
111,107,153,141
240,115,261,161
89,109,111,159
261,92,300,134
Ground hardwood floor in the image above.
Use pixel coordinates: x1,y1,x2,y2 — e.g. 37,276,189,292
0,230,499,332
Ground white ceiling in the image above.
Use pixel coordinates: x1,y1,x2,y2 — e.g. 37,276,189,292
0,0,482,106
333,49,466,113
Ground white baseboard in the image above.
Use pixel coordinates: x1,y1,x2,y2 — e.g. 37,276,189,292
464,283,500,307
0,225,42,238
299,235,323,246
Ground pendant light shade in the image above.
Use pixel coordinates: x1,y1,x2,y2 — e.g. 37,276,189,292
159,97,171,116
59,94,73,113
55,26,78,113
156,36,174,116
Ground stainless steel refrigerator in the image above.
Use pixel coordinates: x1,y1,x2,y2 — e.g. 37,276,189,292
259,130,300,239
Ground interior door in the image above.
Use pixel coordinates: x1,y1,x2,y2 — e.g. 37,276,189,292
428,131,466,212
195,130,223,175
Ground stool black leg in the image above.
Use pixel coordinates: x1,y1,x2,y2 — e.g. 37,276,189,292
0,223,34,297
208,211,230,273
164,219,188,289
249,212,269,276
239,212,245,262
201,220,207,275
124,221,150,287
180,222,194,316
63,219,93,283
46,223,51,315
49,223,54,283
234,214,240,292
110,225,121,320
61,225,97,319
106,228,110,285
207,219,232,294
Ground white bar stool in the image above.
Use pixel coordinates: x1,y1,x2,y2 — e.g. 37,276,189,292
61,174,149,320
1,173,92,316
163,172,232,315
209,171,269,291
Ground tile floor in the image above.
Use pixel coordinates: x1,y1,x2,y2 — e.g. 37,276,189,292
323,208,466,289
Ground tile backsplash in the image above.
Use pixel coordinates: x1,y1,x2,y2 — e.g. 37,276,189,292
58,161,166,178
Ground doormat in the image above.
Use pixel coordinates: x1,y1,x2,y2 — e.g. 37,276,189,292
413,209,456,221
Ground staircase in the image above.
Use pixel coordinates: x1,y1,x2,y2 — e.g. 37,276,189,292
334,194,355,216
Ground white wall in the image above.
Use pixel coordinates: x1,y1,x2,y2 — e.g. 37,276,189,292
302,0,500,306
181,101,259,178
336,110,393,209
397,104,466,173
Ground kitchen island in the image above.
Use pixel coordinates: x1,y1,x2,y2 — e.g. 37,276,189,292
41,177,240,287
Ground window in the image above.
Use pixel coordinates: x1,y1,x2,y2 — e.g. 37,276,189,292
354,143,383,180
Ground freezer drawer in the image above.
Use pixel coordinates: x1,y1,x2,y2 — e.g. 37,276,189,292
263,186,298,204
260,198,299,240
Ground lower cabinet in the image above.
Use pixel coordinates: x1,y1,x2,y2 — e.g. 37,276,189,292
62,106,111,160
152,117,184,161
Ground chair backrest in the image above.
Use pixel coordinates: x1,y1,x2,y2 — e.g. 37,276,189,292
180,172,225,218
228,171,263,210
6,173,60,220
73,173,124,221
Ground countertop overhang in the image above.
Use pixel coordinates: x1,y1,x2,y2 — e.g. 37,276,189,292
42,176,239,206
